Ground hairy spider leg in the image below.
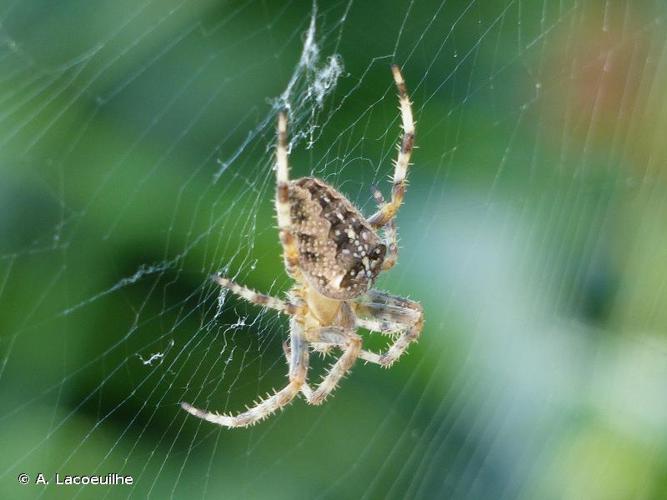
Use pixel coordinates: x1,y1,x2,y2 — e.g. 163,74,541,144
282,340,315,400
181,317,309,428
283,327,362,405
368,65,415,229
354,291,423,368
275,111,302,280
211,274,303,316
370,185,398,271
305,327,362,405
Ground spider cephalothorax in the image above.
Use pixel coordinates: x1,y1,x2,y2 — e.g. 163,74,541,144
289,177,387,300
181,65,423,428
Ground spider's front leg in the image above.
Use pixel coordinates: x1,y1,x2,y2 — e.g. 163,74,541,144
275,111,302,280
370,186,398,271
368,65,415,229
181,317,309,428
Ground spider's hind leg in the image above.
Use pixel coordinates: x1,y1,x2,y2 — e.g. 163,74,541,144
354,290,424,368
282,340,315,401
283,328,361,405
302,327,362,405
181,317,309,428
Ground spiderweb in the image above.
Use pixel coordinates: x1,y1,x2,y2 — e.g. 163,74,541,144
2,0,667,498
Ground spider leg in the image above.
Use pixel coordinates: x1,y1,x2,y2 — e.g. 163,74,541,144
370,185,398,271
304,324,406,368
275,111,302,280
282,340,315,400
181,317,309,428
212,275,303,316
303,327,362,405
368,65,415,229
354,290,424,368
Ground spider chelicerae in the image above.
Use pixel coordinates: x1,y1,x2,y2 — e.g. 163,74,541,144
181,65,423,428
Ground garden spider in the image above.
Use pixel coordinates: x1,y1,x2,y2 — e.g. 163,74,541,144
181,65,423,428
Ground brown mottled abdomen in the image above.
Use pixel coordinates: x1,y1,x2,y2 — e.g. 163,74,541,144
289,177,386,300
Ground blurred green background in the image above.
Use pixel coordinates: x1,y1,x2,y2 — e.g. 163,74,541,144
1,0,667,498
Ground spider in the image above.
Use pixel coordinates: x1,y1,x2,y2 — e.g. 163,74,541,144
181,65,423,428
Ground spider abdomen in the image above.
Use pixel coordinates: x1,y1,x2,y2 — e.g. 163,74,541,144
289,177,386,299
